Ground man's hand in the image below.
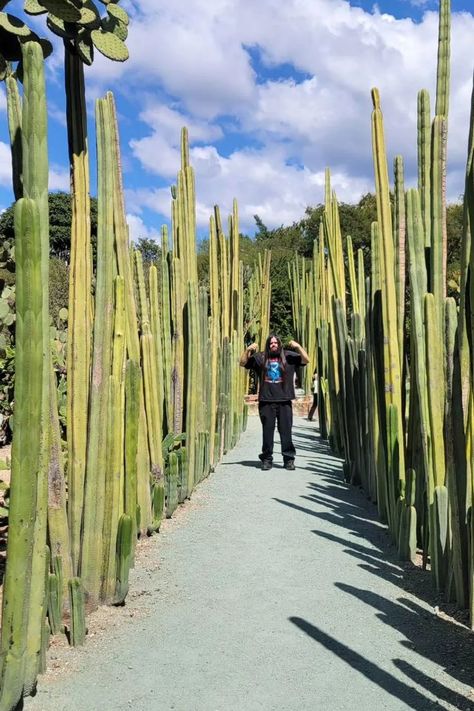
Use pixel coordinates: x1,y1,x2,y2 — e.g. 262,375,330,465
288,340,310,364
240,342,258,367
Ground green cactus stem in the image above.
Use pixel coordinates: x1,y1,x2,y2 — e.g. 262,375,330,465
114,514,133,605
80,95,115,610
20,40,51,696
65,48,92,575
0,197,43,708
124,359,140,551
68,578,86,646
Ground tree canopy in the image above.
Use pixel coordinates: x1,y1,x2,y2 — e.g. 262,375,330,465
0,192,99,261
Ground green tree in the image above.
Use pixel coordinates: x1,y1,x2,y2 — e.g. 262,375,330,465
0,191,98,260
135,236,160,264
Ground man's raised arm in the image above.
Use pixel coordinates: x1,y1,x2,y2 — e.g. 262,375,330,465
288,340,310,365
239,342,258,367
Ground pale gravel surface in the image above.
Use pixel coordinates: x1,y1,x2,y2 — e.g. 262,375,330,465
25,416,474,711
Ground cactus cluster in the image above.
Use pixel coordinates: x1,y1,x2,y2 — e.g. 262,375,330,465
295,0,474,625
0,6,253,708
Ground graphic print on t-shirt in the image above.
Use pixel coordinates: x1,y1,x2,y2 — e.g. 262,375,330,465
265,358,283,383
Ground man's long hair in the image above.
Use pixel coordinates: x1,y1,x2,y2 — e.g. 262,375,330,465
264,333,287,372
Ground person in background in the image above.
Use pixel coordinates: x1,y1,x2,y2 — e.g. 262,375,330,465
239,333,309,470
308,368,318,422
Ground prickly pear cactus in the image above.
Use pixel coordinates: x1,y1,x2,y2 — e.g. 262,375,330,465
91,27,128,60
25,0,130,66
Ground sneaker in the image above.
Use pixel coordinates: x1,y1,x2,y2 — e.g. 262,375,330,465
284,460,295,471
261,460,272,471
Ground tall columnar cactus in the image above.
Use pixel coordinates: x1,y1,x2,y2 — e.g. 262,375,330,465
80,94,115,610
21,39,51,693
417,90,432,248
185,281,199,496
0,197,43,710
134,250,164,528
160,226,173,434
229,199,240,336
393,155,406,365
124,359,140,552
371,88,405,533
171,255,184,436
149,265,165,432
208,215,220,466
216,206,230,341
108,92,152,534
64,48,92,575
101,276,126,603
47,361,73,620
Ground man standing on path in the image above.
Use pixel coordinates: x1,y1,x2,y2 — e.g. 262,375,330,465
239,334,309,470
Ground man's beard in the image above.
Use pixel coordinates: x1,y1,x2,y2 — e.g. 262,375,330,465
270,347,281,356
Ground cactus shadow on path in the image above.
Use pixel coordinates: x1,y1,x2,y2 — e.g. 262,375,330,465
290,616,473,711
275,422,474,711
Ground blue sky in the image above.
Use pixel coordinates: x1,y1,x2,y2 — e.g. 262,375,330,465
0,0,474,238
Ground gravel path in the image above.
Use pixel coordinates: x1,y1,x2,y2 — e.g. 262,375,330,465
25,416,474,711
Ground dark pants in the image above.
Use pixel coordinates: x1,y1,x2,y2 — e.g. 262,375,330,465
258,401,296,463
308,393,318,421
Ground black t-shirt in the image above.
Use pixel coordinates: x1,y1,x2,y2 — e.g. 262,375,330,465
245,350,305,402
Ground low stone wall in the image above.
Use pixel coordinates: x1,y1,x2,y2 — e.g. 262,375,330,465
244,393,313,417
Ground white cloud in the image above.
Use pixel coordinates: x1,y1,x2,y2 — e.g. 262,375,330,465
405,1,433,7
49,166,70,192
127,143,372,232
5,0,467,234
119,1,474,231
130,102,223,178
126,213,161,243
0,142,12,186
0,138,68,192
